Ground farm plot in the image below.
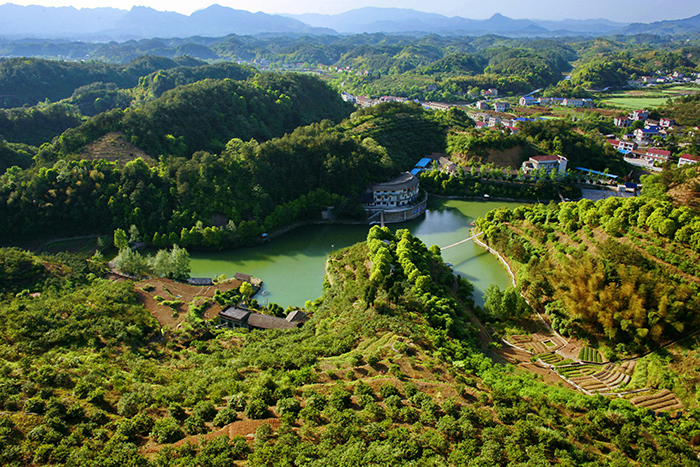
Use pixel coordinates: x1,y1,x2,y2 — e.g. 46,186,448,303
599,97,669,110
631,389,683,413
506,332,566,354
578,347,603,363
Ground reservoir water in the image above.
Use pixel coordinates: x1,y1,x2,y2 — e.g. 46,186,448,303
189,199,524,307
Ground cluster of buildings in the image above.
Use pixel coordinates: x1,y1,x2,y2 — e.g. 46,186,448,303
628,71,700,87
613,109,676,132
342,93,458,112
611,110,681,167
518,96,595,108
470,113,544,134
606,137,698,169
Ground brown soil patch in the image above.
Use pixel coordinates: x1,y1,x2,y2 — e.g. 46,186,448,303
513,106,553,117
80,131,154,164
135,277,243,329
666,165,700,210
485,146,524,169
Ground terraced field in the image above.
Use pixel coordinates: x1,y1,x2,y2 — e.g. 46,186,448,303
538,353,564,365
631,389,683,413
557,362,633,394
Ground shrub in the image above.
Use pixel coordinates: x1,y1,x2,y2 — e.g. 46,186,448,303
384,395,402,409
24,397,45,414
213,407,238,427
353,381,374,398
357,394,374,408
328,388,352,411
403,382,418,398
379,383,401,399
228,393,246,410
166,404,186,422
184,414,207,435
350,353,364,366
245,399,269,420
367,353,381,366
276,397,301,417
150,417,184,444
192,400,217,422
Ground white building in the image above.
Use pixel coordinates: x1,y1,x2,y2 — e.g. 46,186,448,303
521,155,568,175
494,101,510,112
678,154,700,167
369,172,420,208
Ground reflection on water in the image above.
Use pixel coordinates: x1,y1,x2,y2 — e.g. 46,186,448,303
190,199,525,307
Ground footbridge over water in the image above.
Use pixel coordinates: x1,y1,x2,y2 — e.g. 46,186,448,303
440,231,484,250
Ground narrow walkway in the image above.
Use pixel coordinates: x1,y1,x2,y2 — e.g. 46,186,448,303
440,231,484,250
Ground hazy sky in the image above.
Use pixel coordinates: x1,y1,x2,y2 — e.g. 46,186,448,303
5,0,699,22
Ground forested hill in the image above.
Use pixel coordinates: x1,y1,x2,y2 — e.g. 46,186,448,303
0,102,460,247
43,72,354,159
0,55,210,108
0,60,257,152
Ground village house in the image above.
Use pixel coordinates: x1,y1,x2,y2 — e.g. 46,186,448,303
519,96,537,106
355,96,377,108
521,155,568,175
503,125,519,135
660,118,675,128
614,116,633,128
475,100,491,110
630,109,649,121
634,128,659,145
606,139,637,152
363,171,428,224
494,101,510,112
645,148,672,164
488,116,502,127
678,154,700,167
424,101,452,111
438,156,459,176
218,307,308,331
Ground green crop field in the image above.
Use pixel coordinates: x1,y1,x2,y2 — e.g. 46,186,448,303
600,97,670,110
578,346,603,363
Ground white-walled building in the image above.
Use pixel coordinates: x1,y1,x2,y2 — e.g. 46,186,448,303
521,155,568,174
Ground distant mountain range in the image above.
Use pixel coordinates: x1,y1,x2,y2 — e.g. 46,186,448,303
0,4,334,40
287,8,628,36
618,12,700,35
0,3,698,41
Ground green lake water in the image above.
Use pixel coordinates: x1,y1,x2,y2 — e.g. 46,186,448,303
189,199,524,307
